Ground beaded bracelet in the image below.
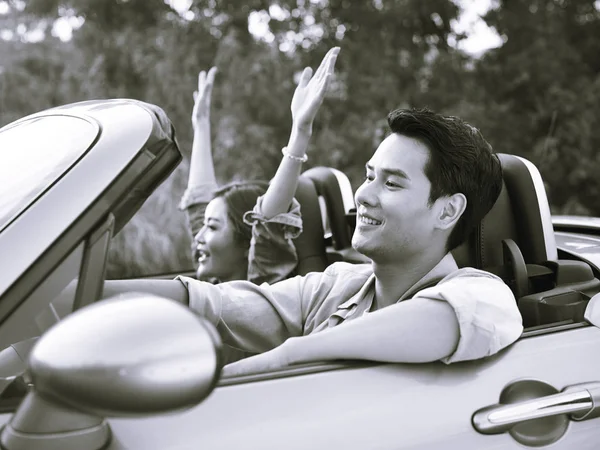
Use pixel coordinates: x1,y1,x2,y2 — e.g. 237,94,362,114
281,146,308,163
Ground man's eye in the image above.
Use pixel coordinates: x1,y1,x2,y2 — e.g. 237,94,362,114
364,174,374,182
385,181,401,188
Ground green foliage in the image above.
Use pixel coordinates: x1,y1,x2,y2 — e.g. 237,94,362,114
3,0,600,276
472,0,600,214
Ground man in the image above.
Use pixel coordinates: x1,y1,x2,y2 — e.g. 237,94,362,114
102,107,521,376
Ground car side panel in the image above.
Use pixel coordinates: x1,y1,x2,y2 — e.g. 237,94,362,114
102,326,600,450
555,231,600,268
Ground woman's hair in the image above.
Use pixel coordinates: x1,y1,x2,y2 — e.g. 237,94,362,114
212,181,269,249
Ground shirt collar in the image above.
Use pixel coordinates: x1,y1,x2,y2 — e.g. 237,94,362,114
398,253,458,301
337,253,459,310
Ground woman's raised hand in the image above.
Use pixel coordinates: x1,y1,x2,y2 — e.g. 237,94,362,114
290,47,340,133
191,66,218,128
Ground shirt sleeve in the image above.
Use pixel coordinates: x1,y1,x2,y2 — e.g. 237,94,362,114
179,182,217,262
175,273,322,354
243,194,303,285
415,269,523,364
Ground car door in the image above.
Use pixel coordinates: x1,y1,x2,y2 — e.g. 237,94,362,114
98,320,600,450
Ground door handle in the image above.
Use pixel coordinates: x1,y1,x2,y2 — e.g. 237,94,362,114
473,382,600,434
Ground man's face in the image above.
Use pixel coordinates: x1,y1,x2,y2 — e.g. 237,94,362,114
352,133,441,262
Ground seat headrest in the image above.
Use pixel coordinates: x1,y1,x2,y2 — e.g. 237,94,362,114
452,154,558,269
302,166,356,250
292,175,329,275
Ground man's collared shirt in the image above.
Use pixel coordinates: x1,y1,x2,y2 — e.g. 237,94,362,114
176,254,523,364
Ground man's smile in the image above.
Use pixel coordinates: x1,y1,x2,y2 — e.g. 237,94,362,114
357,209,383,226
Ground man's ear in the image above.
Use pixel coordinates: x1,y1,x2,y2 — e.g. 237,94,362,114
436,193,467,230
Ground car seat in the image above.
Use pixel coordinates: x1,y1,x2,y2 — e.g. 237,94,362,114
302,167,370,264
291,175,330,275
453,154,600,327
452,153,557,270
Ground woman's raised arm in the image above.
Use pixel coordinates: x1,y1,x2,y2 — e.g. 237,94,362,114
260,47,340,219
187,67,218,190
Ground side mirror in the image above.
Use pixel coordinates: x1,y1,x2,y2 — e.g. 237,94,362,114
585,292,600,328
1,293,222,450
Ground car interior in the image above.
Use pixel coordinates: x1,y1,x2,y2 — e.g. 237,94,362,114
298,153,600,331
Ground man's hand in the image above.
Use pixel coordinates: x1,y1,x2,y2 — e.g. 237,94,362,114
191,67,217,129
221,343,291,377
290,47,340,133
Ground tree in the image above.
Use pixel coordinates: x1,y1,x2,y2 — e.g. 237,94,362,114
474,0,600,214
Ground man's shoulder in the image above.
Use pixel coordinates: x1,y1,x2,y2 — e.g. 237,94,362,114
440,267,505,283
435,267,511,297
322,261,373,279
303,261,373,292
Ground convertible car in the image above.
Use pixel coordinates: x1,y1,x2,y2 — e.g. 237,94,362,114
0,100,600,449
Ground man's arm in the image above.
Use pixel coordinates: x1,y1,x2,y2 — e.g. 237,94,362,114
176,273,319,354
222,271,523,376
285,297,460,364
52,273,315,357
222,298,458,376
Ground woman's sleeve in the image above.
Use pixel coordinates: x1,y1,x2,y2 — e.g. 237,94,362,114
243,194,303,285
179,182,217,261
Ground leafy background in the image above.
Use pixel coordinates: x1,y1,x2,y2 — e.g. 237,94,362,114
1,0,599,277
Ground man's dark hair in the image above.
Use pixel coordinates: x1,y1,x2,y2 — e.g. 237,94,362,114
387,108,502,252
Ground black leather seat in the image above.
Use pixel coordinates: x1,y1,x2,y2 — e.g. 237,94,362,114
452,153,558,270
291,175,330,275
302,167,370,264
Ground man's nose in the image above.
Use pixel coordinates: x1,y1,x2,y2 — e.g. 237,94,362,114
355,181,378,207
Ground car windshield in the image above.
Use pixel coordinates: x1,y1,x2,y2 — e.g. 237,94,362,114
0,115,98,231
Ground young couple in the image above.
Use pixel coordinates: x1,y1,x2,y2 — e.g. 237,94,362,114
73,47,524,376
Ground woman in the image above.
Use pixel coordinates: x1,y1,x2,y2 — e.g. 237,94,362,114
179,47,340,284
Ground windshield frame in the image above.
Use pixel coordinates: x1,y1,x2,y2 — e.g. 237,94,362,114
0,114,101,233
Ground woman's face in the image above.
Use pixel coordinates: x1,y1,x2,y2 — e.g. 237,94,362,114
194,197,248,282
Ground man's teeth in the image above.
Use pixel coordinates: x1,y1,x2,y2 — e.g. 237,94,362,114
359,215,382,225
198,252,209,262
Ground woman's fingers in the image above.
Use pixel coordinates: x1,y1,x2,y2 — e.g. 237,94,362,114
207,66,218,84
313,47,335,79
196,67,217,100
298,67,313,88
327,48,340,75
319,48,339,82
305,47,339,91
316,73,331,100
314,47,339,82
197,70,206,93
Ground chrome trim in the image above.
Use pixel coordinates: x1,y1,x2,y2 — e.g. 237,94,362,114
473,389,592,434
515,156,558,260
552,215,600,229
218,360,375,386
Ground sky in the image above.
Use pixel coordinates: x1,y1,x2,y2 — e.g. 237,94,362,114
451,0,503,55
0,0,504,56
